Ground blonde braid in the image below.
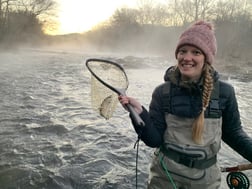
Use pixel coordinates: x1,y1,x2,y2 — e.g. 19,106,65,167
192,64,214,144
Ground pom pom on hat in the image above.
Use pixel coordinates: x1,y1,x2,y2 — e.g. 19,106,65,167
175,20,217,65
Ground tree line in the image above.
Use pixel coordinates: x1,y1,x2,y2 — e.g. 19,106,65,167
0,0,57,45
84,0,252,61
0,0,252,62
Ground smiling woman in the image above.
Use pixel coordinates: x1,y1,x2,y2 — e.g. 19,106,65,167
54,0,136,35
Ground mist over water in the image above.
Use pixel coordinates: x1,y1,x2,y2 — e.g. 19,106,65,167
0,49,251,189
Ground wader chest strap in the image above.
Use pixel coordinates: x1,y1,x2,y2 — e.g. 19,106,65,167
160,145,216,169
162,82,171,113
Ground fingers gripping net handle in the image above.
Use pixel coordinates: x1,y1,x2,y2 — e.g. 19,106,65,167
86,58,145,126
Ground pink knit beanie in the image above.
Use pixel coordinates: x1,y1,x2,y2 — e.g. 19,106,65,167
175,20,217,65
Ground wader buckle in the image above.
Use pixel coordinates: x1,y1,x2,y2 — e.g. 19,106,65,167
179,155,195,168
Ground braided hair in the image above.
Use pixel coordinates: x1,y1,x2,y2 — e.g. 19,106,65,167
192,63,214,144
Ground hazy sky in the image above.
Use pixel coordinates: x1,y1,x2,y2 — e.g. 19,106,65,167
56,0,137,35
55,0,167,35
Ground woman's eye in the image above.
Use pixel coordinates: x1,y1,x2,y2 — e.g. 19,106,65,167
193,50,202,55
178,49,186,54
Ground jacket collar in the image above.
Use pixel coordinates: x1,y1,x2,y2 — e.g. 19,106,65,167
163,65,219,90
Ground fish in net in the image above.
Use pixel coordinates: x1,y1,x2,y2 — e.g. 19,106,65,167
90,75,119,119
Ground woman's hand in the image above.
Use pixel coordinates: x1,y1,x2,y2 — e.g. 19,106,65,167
118,95,143,114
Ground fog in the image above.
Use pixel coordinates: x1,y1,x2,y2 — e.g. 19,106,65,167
0,48,251,189
1,2,252,188
4,20,250,83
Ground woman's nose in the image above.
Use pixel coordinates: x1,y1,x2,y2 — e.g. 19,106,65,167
183,52,193,61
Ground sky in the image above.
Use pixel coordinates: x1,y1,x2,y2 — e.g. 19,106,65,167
55,0,138,35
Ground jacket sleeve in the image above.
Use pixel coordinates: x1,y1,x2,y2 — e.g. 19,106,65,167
221,82,252,162
129,84,167,147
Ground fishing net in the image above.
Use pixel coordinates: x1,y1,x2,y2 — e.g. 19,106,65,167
85,59,144,125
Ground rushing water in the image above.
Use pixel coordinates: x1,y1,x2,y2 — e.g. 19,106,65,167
0,49,251,189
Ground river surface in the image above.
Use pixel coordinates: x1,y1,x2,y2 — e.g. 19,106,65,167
0,49,251,189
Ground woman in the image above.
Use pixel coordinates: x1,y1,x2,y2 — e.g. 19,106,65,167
118,20,252,189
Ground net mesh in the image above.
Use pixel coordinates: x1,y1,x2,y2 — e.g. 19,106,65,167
88,60,128,90
90,74,119,120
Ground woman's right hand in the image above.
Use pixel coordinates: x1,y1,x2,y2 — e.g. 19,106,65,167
118,95,143,114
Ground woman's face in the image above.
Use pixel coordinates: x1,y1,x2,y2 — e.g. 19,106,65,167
177,45,205,81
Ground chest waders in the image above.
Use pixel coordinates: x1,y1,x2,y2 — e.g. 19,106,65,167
148,81,223,189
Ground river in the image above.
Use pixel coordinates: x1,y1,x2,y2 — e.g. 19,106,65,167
0,49,251,189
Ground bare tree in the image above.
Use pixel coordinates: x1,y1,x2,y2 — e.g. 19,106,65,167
136,0,168,25
215,0,252,21
0,0,16,35
16,0,57,16
168,0,216,25
13,0,58,33
110,8,138,27
0,0,58,42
